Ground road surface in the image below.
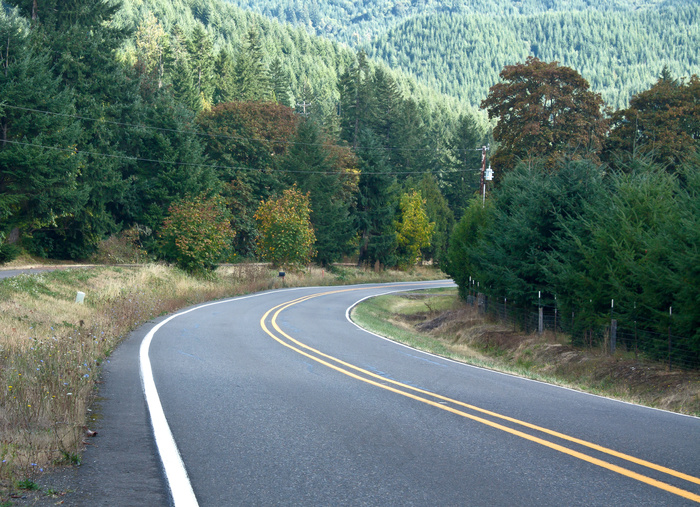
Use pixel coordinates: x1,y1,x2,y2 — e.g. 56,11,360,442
40,281,700,506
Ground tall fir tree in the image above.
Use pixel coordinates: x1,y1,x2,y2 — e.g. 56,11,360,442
269,57,294,107
233,27,273,102
187,23,215,108
213,47,237,104
6,0,137,258
442,113,485,219
0,9,86,248
283,118,356,266
355,128,398,267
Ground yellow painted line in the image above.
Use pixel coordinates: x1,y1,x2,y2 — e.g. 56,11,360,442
272,291,700,488
259,288,700,503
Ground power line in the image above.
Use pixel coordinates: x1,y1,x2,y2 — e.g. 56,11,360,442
2,139,483,176
2,104,486,153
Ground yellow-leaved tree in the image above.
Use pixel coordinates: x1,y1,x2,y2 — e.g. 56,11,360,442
396,190,434,269
255,186,316,268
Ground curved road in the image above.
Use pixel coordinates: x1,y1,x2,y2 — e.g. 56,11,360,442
52,281,700,506
136,281,699,506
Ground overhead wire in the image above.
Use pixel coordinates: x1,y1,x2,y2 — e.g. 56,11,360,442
2,139,484,176
2,104,486,176
2,104,486,153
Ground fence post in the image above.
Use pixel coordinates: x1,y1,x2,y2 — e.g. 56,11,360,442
610,319,617,354
633,302,638,359
668,307,672,371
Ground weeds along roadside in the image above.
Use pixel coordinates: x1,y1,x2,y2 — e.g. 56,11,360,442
351,290,700,417
0,263,442,488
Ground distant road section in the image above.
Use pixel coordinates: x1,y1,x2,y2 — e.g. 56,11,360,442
0,267,61,279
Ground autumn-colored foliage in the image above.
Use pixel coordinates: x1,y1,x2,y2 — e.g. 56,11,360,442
197,101,298,171
159,194,234,273
481,57,608,174
254,186,316,268
604,72,700,172
395,190,434,269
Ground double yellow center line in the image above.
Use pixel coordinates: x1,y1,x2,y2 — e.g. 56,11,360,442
260,288,700,503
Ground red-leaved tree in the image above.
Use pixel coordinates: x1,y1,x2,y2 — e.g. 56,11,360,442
481,57,608,175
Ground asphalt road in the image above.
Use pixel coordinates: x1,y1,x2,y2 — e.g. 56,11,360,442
35,281,700,506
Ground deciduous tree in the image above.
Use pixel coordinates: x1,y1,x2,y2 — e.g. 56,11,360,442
481,57,608,174
395,190,434,269
159,193,234,273
604,70,700,173
255,186,316,268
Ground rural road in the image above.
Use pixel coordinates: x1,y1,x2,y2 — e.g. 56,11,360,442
34,281,700,506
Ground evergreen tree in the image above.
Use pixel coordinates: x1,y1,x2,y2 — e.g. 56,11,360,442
233,27,273,102
213,47,237,104
442,113,485,219
6,0,137,258
283,118,356,266
187,23,215,107
119,92,218,240
0,9,86,248
171,57,201,112
269,57,294,107
355,128,398,267
337,51,372,149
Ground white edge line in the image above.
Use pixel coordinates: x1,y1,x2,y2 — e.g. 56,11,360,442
138,279,443,504
344,285,700,420
138,287,316,507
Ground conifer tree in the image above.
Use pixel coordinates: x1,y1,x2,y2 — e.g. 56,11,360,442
269,57,294,107
355,128,398,267
213,48,237,104
0,10,86,247
283,118,356,266
442,113,484,219
187,23,215,106
6,0,136,258
233,27,273,102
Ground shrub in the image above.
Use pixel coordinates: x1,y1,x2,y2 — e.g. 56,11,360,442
159,194,234,273
255,187,316,268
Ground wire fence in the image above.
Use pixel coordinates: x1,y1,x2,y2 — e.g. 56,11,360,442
465,292,699,371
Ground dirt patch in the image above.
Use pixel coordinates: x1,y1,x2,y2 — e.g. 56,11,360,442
397,303,700,416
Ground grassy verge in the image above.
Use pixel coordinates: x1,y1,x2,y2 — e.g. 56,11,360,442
351,289,700,416
0,262,442,492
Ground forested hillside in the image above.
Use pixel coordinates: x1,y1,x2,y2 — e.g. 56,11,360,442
0,0,484,267
220,0,699,109
113,0,468,122
1,0,698,364
221,0,666,47
366,5,700,109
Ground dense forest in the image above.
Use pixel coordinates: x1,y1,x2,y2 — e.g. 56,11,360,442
0,0,481,267
367,5,700,109
0,0,698,364
221,0,674,46
221,0,700,109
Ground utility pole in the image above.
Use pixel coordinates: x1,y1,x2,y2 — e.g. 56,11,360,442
296,101,312,117
480,145,491,207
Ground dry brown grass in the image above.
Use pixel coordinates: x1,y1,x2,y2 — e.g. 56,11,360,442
0,262,441,489
398,296,700,416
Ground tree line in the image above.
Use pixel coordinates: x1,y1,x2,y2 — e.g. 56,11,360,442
445,58,699,365
0,1,484,270
1,1,697,365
